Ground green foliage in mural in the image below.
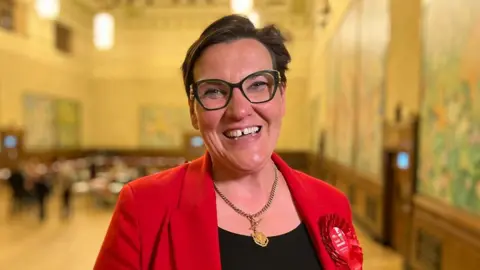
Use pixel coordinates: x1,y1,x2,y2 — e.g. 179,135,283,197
419,0,480,214
139,104,193,149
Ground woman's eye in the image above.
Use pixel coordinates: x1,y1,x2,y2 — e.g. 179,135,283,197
204,88,225,97
205,88,219,94
248,81,268,90
252,82,267,87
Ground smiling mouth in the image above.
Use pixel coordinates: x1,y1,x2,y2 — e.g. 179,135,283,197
223,126,262,139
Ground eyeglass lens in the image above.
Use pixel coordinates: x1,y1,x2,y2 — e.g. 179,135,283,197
196,71,277,110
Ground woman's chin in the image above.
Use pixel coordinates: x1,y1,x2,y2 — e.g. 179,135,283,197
206,135,275,173
224,151,271,173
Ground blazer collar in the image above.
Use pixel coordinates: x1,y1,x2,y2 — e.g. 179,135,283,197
272,153,337,269
169,152,336,270
169,153,221,270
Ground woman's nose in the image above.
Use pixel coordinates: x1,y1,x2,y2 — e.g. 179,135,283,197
225,88,252,120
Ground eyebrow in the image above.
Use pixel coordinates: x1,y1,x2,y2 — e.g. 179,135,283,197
246,74,264,80
196,70,269,83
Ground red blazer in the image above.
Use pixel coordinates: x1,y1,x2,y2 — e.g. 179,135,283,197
94,153,363,270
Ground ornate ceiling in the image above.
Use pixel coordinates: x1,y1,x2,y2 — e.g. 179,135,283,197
72,0,299,13
71,0,312,32
74,0,231,11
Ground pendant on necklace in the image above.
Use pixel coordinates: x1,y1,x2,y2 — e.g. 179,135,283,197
252,230,269,247
248,217,269,247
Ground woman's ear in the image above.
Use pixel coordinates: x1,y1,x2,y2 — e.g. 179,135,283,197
279,82,286,116
279,82,287,95
189,100,200,130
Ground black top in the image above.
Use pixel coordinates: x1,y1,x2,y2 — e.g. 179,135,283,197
218,223,323,270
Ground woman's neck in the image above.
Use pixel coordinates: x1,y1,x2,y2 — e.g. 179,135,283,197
210,158,276,199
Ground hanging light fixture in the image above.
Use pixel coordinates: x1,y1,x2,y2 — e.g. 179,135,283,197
247,10,260,27
230,0,253,14
35,0,60,20
93,12,115,51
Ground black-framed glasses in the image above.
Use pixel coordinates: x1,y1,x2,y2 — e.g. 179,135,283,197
189,70,281,111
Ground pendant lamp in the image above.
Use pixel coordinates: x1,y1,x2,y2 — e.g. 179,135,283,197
93,12,115,51
35,0,60,20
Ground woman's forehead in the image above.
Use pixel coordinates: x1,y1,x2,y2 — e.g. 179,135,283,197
193,39,273,82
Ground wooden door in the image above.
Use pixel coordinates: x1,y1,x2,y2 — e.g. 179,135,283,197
390,151,414,257
0,128,24,168
382,118,419,260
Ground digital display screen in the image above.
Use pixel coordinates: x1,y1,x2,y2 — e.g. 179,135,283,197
190,136,204,148
4,135,17,149
396,152,409,170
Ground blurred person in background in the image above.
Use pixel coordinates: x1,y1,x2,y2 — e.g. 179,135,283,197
56,159,76,219
25,158,51,222
7,161,27,216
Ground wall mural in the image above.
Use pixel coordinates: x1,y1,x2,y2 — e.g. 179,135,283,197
324,36,339,159
23,94,56,149
355,0,389,178
23,94,81,149
139,104,193,149
309,95,321,152
324,0,389,179
54,99,81,148
333,1,360,166
419,0,480,214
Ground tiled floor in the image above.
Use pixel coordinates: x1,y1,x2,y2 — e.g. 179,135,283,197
357,229,404,269
0,186,403,270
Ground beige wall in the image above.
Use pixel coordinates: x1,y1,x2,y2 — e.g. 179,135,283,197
89,11,314,150
0,0,426,152
89,26,199,149
92,26,309,150
307,0,424,153
1,2,315,151
0,1,95,147
386,0,422,120
307,0,355,153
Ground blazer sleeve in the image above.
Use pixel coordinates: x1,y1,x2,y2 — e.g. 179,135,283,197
94,184,141,270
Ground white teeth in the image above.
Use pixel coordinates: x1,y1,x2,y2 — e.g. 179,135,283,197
226,130,242,138
225,126,260,138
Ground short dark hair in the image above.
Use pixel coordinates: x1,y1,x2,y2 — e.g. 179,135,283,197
181,14,291,98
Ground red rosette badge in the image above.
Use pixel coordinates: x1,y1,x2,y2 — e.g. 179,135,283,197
319,214,363,270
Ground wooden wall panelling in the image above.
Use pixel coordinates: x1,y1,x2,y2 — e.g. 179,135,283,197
410,195,480,270
333,161,352,194
276,151,310,172
355,172,383,240
19,149,311,172
322,157,384,240
320,119,419,246
308,153,324,181
322,158,337,186
309,131,329,181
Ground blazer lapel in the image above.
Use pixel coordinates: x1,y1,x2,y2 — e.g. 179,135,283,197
170,153,338,270
169,155,222,270
272,153,337,270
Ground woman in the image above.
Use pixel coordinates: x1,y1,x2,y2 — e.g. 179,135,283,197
94,15,362,270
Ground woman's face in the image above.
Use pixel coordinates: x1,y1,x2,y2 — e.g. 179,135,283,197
191,38,286,173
